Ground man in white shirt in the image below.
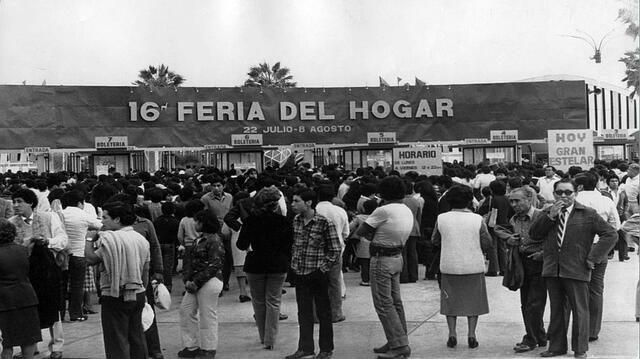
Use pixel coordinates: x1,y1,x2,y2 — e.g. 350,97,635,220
574,172,620,343
537,166,561,205
315,184,350,323
61,190,103,322
473,166,496,191
624,163,639,216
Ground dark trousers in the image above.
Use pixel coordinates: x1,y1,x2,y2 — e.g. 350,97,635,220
487,230,506,273
145,279,162,356
617,230,629,260
100,292,148,359
295,270,334,353
358,258,370,283
222,237,233,289
400,236,419,283
160,244,175,292
519,257,547,347
589,261,607,338
546,277,589,354
62,255,87,319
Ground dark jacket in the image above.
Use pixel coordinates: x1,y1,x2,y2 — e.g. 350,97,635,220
529,202,618,282
236,211,293,274
0,243,38,311
223,197,255,232
183,233,225,289
153,214,180,246
478,194,514,227
133,216,164,274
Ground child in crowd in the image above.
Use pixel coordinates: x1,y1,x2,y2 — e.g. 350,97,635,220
349,198,379,286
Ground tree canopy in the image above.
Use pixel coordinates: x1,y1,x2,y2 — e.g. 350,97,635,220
243,62,296,88
133,64,185,88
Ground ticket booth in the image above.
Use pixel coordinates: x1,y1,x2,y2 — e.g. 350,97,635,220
594,130,637,161
340,145,394,172
203,147,265,172
459,131,519,165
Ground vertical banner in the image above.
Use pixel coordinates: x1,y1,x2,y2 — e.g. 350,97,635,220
548,129,594,171
392,147,443,175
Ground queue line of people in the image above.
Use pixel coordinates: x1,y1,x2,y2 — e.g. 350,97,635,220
0,159,638,359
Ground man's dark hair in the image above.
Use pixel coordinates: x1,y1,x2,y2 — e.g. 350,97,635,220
362,199,378,215
553,178,577,191
12,189,38,209
148,188,164,203
605,174,619,185
480,166,491,174
103,201,137,226
361,183,377,197
61,190,84,209
494,167,508,176
378,176,406,201
161,202,175,216
507,176,523,190
185,199,205,218
210,175,223,185
445,185,474,209
194,210,221,234
0,219,17,244
488,180,507,196
574,172,598,191
294,188,317,208
316,184,335,202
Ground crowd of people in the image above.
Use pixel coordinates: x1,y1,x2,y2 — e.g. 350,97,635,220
0,157,638,359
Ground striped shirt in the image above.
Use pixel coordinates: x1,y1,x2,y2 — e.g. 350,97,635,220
291,213,341,275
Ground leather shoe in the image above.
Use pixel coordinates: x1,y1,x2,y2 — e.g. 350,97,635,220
332,315,346,323
447,336,457,348
468,337,478,349
373,343,389,353
50,353,63,359
513,343,535,353
279,313,289,320
376,345,410,359
574,352,587,358
540,351,567,357
588,336,598,342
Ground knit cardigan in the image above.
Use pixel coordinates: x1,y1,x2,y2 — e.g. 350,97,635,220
434,211,489,275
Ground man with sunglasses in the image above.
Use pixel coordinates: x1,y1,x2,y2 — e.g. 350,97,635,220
530,178,617,358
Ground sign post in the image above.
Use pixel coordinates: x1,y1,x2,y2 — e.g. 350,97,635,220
392,147,443,175
547,129,594,171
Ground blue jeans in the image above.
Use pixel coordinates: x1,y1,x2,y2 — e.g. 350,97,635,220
247,272,287,347
370,255,408,348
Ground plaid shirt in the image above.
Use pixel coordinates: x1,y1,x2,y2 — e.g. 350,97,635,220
291,213,342,275
512,207,545,255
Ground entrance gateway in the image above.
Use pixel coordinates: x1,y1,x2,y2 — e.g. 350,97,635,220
0,80,636,173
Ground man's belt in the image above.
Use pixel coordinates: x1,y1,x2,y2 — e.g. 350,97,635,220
369,244,403,257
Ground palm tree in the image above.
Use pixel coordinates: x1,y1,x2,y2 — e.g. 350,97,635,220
133,64,185,88
244,62,296,88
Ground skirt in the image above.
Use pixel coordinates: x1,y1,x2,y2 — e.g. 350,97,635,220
0,306,43,347
440,273,489,316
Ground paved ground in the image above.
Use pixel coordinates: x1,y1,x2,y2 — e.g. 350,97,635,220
23,253,640,359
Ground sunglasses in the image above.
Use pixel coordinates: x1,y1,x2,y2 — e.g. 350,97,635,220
554,190,574,196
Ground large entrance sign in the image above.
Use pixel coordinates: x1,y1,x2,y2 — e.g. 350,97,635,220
0,81,587,149
547,129,595,171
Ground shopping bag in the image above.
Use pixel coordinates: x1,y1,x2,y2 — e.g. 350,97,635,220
153,282,172,310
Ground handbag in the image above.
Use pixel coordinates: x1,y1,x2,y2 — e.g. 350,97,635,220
502,246,525,291
141,301,155,331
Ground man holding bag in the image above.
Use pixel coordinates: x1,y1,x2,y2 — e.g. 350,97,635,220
494,188,547,353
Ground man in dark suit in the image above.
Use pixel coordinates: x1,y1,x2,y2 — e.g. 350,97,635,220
530,178,617,358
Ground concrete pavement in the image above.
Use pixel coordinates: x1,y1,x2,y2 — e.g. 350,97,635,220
31,254,640,359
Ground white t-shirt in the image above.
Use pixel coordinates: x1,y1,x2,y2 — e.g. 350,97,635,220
62,206,103,257
365,203,413,247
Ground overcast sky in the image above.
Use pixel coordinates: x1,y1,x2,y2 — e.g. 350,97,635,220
0,0,637,90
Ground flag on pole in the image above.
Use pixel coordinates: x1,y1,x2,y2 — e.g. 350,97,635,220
379,76,390,87
41,80,46,86
415,77,426,86
397,77,402,85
